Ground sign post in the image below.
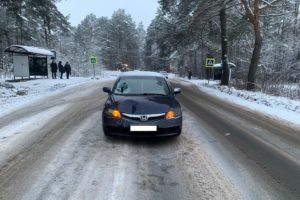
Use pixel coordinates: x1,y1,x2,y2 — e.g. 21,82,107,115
205,58,216,84
89,55,98,78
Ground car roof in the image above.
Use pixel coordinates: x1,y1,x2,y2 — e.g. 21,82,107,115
119,70,165,78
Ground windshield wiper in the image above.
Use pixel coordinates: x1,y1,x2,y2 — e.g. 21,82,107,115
141,93,165,96
113,93,129,96
114,93,166,96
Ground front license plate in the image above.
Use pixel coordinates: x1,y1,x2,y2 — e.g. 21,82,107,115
130,126,157,132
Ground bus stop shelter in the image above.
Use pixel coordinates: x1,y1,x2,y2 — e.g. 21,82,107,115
4,45,55,80
210,62,236,80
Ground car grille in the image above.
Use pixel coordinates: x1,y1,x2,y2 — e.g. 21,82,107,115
122,113,165,122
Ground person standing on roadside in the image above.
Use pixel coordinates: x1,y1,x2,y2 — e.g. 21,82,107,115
58,61,64,79
64,61,72,79
50,60,58,79
188,70,192,80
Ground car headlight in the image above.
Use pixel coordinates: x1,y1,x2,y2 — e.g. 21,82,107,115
165,109,181,119
105,108,122,119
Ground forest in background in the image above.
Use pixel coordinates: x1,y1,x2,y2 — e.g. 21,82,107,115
0,0,300,97
146,0,300,96
0,0,145,77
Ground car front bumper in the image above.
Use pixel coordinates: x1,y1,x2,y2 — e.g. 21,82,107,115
102,115,182,137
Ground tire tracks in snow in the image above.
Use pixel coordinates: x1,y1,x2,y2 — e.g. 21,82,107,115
0,81,108,200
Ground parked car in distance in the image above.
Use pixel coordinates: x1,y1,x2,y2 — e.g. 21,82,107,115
102,71,182,137
159,71,168,79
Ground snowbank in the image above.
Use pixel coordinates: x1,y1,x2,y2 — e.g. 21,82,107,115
1,70,299,126
187,79,300,126
0,71,120,116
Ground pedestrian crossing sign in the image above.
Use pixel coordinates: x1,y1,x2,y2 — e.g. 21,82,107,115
206,58,215,67
89,55,98,64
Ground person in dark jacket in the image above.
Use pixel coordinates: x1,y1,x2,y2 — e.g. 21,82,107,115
58,61,64,79
64,61,72,79
188,70,192,80
50,60,58,79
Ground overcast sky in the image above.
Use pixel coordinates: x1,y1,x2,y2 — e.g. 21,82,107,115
56,0,159,29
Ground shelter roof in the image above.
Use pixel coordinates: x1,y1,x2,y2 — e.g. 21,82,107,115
4,45,54,56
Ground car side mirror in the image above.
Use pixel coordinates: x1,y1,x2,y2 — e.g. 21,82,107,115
103,87,112,94
174,88,181,94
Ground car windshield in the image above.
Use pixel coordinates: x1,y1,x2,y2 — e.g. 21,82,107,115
113,76,170,95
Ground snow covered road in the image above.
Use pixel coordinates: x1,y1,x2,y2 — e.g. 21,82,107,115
0,79,299,199
172,79,300,199
0,80,241,200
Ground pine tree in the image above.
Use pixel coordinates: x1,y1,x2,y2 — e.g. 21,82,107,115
26,0,70,48
101,9,139,70
136,22,146,69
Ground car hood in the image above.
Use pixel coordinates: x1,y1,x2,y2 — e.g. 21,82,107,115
111,95,179,115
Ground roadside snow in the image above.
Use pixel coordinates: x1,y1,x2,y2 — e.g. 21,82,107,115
1,68,299,127
0,71,120,117
0,70,119,169
182,78,300,126
1,70,298,127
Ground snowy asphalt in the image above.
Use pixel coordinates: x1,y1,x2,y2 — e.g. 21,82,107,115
173,79,300,199
0,79,299,199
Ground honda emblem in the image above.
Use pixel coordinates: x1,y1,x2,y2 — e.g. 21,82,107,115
140,115,149,121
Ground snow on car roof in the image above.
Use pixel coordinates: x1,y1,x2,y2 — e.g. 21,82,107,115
119,71,165,77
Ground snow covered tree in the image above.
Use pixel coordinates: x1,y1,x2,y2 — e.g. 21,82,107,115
101,9,140,70
156,0,299,91
67,10,143,72
136,22,146,69
239,0,264,90
144,10,176,72
0,0,71,75
74,14,98,53
156,0,228,76
70,14,104,76
0,0,28,45
26,0,70,48
0,0,70,50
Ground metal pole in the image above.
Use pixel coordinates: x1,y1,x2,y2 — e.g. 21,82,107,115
93,64,95,78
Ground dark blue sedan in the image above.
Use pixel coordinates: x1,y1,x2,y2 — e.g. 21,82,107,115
102,71,182,137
